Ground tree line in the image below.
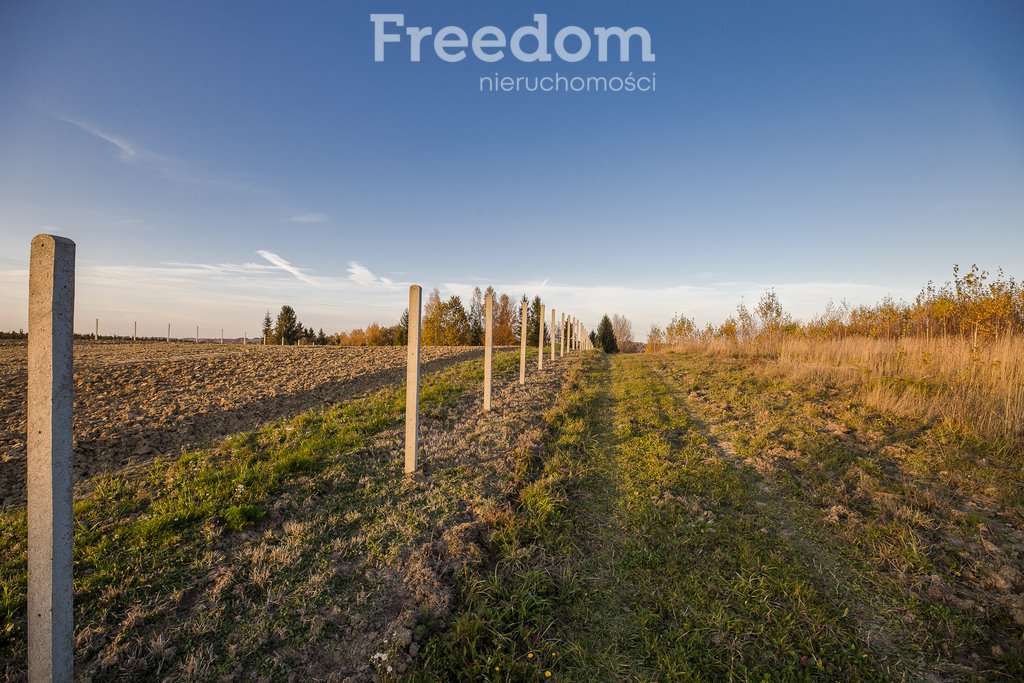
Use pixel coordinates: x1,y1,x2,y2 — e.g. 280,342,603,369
647,265,1024,350
261,306,329,345
263,288,562,347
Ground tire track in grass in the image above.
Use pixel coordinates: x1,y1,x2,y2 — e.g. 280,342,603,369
646,351,1012,681
643,353,944,681
550,354,881,680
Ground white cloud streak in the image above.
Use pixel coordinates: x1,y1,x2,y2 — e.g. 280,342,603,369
256,250,317,285
0,250,917,340
287,212,329,224
57,117,154,164
52,113,258,191
347,261,397,288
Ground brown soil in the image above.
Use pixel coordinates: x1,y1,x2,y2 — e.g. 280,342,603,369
0,342,480,509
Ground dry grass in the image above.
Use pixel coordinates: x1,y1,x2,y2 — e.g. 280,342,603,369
658,336,1024,451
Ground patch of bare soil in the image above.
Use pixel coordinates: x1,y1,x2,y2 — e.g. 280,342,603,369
316,357,573,681
0,342,479,509
8,350,576,683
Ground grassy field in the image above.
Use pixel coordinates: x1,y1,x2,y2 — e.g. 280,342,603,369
2,343,1021,681
1,348,570,681
416,348,1023,681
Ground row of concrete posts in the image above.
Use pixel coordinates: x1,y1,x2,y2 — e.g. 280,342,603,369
23,234,594,680
404,285,591,474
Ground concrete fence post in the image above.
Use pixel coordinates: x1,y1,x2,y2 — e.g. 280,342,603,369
167,323,171,343
220,329,224,345
133,321,137,342
28,234,75,683
483,290,493,411
551,308,556,362
243,332,247,346
405,285,422,474
560,312,565,357
195,326,199,344
538,304,545,370
519,300,528,385
94,318,98,341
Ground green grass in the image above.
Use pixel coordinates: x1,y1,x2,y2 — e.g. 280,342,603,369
4,345,1019,680
0,349,527,680
414,351,1023,681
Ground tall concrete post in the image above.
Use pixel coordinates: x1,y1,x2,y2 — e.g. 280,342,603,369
195,326,199,344
560,312,565,357
220,329,224,345
244,332,247,346
404,285,422,474
551,308,556,362
483,291,493,411
519,300,528,385
28,234,75,683
133,321,137,342
167,323,171,343
538,304,545,371
94,318,98,340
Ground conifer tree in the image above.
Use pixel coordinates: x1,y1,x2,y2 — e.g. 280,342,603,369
596,315,618,353
442,296,472,345
275,305,302,345
527,295,543,346
262,311,273,343
398,308,409,345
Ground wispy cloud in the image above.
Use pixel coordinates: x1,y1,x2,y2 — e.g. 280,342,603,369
287,212,329,224
0,249,917,339
51,113,258,191
57,116,160,165
347,261,397,288
256,250,317,285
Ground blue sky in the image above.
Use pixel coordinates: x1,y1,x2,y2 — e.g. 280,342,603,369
1,0,1022,337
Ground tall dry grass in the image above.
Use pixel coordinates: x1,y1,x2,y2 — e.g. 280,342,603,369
663,336,1024,451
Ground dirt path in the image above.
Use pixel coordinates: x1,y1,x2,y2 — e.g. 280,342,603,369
528,354,948,679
